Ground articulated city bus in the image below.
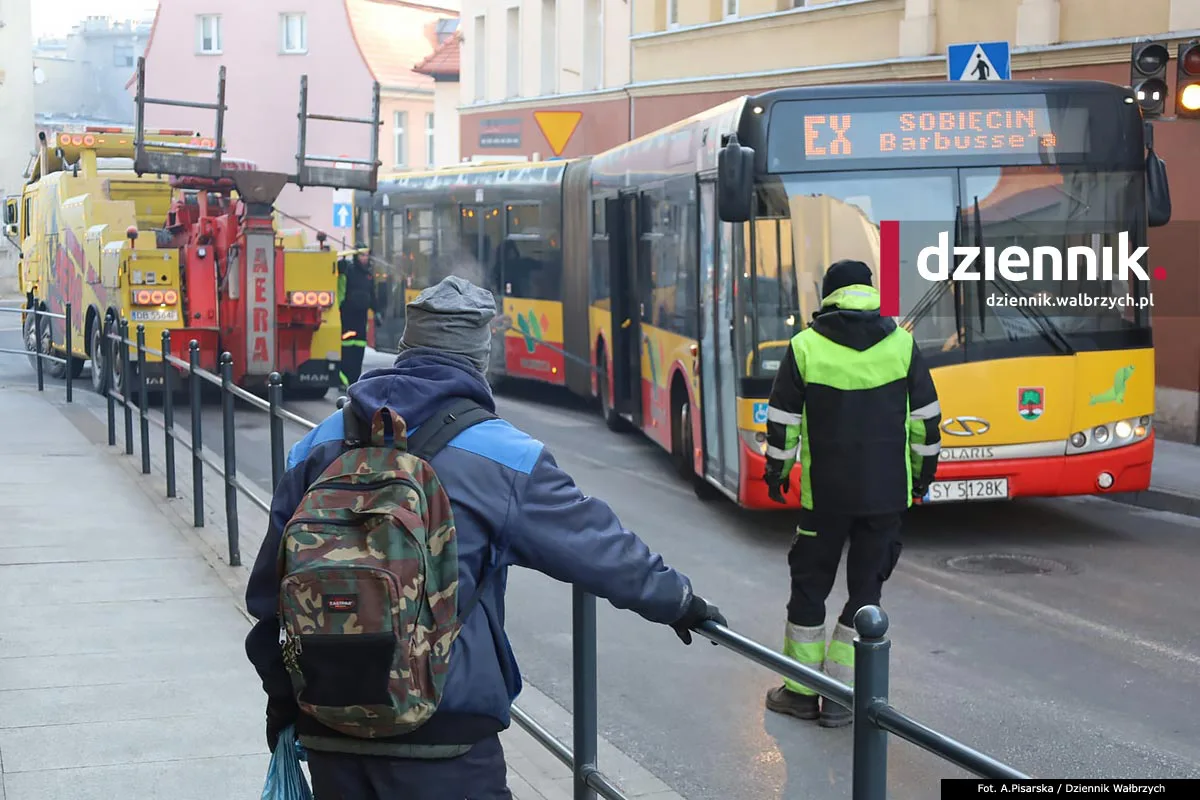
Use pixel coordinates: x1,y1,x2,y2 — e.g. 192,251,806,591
587,80,1169,509
353,160,591,389
355,81,1168,511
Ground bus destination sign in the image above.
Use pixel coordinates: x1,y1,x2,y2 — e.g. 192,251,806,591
803,108,1061,159
769,96,1090,164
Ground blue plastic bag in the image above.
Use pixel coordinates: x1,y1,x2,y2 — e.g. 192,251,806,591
260,725,313,800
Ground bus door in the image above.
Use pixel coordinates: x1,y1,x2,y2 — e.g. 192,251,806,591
609,191,643,427
698,180,739,492
459,204,505,376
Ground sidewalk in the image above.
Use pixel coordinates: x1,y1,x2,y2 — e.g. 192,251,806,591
1110,437,1200,518
0,384,684,800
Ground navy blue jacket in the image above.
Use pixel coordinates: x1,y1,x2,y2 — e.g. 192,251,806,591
244,348,694,746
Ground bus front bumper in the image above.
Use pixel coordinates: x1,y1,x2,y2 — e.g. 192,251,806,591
735,434,1154,510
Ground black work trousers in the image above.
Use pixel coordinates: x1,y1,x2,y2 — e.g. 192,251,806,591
307,734,511,799
786,511,903,629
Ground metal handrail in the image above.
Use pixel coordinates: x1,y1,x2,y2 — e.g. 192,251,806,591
21,319,1029,799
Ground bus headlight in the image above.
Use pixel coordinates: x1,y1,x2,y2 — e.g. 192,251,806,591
1070,432,1087,448
739,429,768,456
1093,426,1110,444
1114,420,1133,439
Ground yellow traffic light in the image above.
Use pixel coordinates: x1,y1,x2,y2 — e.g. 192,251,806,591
1182,83,1200,112
1177,41,1200,118
1132,41,1170,117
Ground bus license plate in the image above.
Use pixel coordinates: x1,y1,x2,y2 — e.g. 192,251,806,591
130,310,179,322
924,478,1008,503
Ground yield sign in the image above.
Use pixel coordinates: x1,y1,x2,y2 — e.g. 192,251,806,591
534,110,583,157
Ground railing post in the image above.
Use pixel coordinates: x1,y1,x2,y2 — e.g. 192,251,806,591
268,372,285,489
220,352,241,567
572,587,599,800
34,309,44,392
162,330,176,498
852,606,890,800
121,320,133,455
105,320,116,446
64,303,73,402
189,340,204,528
136,325,150,474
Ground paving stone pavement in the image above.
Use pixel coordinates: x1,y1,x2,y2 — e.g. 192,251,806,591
0,384,685,799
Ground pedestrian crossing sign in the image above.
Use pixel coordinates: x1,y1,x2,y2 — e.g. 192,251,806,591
947,41,1010,81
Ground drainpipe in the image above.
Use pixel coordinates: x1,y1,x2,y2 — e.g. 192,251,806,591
627,0,635,141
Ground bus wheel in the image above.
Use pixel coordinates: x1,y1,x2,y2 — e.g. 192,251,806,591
597,350,624,432
90,319,111,395
677,396,719,502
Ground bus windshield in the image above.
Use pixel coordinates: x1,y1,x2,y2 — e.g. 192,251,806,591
743,167,1149,377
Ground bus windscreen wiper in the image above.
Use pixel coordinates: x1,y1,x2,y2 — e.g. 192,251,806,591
901,207,962,348
971,197,1074,355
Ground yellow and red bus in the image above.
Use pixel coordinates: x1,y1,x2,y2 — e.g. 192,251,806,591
354,160,590,389
357,80,1168,511
583,80,1167,509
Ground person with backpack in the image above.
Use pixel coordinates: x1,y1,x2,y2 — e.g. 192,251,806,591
244,275,726,799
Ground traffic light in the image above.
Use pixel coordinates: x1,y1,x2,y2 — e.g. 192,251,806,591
1131,41,1170,117
1177,41,1200,118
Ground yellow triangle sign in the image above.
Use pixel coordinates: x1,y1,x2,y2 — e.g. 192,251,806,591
534,110,583,157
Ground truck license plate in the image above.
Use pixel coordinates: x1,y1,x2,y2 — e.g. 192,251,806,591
923,478,1008,503
130,310,179,322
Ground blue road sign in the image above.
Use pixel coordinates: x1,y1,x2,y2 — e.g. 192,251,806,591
947,41,1010,81
333,202,352,229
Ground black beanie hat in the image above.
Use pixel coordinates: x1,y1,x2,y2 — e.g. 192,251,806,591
821,260,874,300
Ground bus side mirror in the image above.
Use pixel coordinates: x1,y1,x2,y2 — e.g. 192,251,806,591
1146,149,1171,228
717,136,755,223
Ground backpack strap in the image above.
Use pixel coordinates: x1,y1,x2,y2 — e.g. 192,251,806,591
407,397,503,625
405,397,498,461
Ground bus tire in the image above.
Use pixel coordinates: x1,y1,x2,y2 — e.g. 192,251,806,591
674,381,719,502
597,345,624,432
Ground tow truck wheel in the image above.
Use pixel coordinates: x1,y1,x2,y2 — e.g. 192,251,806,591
90,320,111,395
23,306,67,380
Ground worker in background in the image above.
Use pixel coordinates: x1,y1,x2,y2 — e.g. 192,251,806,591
337,248,377,388
761,259,941,728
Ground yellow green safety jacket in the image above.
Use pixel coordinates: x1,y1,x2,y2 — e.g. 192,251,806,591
763,283,942,514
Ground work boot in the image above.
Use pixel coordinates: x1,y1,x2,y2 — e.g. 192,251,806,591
766,622,826,720
765,685,819,719
819,621,856,728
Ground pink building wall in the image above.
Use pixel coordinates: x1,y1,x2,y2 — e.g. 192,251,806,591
136,0,377,244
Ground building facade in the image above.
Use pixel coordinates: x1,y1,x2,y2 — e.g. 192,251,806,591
34,16,152,127
136,0,457,247
459,0,1200,442
0,0,35,290
458,0,632,161
413,30,463,168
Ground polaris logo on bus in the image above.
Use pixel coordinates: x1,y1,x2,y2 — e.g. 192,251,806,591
916,231,1151,282
940,447,996,461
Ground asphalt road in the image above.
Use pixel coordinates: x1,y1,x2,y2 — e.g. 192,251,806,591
4,317,1200,799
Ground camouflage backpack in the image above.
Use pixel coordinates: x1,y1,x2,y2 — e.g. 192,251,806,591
277,397,497,740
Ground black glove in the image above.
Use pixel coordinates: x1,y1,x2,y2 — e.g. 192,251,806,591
764,469,788,505
670,594,727,646
265,697,299,753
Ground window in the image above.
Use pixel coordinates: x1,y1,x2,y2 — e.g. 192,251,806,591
540,0,557,96
582,0,602,91
473,15,486,102
505,7,520,98
725,0,739,18
436,18,459,45
425,112,435,167
113,44,134,67
667,0,679,27
280,13,307,54
196,14,221,54
393,111,407,168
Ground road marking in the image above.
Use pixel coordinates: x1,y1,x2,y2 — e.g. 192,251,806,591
898,559,1200,669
